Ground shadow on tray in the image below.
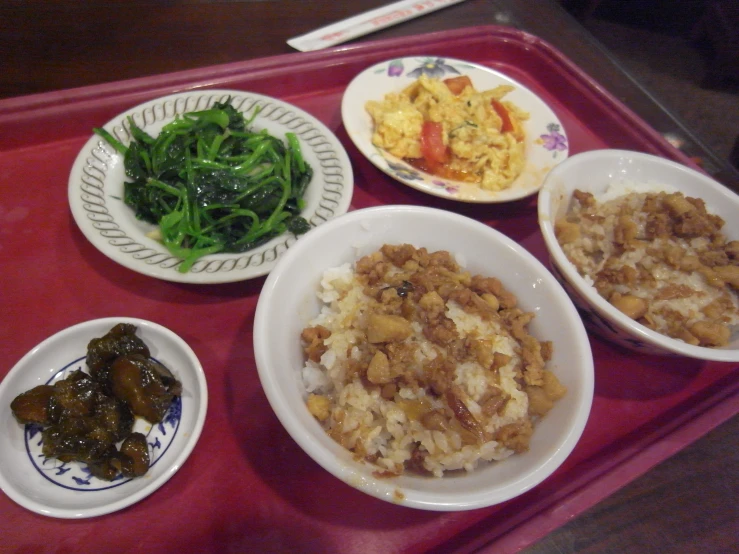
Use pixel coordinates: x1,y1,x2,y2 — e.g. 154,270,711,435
589,338,705,401
221,307,441,530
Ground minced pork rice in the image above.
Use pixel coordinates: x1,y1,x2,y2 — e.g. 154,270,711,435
300,244,566,477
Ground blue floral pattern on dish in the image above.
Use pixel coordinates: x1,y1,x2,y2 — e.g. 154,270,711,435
431,180,460,194
24,356,182,492
375,57,470,79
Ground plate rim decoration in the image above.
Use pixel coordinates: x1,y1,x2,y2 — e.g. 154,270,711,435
0,317,208,518
68,89,354,284
341,56,569,203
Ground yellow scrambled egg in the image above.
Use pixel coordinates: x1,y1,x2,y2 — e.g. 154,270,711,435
366,74,529,191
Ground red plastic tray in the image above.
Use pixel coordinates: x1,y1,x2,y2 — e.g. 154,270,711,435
0,26,736,553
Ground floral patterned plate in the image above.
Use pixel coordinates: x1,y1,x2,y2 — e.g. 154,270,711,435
341,57,569,203
69,89,353,283
0,318,207,518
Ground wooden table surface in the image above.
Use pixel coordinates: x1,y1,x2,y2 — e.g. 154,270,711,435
1,1,737,552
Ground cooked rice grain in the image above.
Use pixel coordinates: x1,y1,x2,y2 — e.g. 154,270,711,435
301,245,565,477
556,183,739,347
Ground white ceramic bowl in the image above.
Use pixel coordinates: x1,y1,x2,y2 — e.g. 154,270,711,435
0,317,208,518
538,149,739,361
254,205,594,511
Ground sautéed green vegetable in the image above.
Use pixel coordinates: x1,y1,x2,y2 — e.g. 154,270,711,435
94,98,313,273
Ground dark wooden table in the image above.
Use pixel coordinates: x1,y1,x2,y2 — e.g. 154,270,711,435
1,1,737,552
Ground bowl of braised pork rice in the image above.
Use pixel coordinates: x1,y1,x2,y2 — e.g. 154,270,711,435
254,205,594,511
539,149,739,361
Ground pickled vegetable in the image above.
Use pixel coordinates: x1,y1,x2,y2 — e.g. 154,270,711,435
110,354,182,423
120,433,150,478
86,323,150,389
10,324,181,481
9,385,55,425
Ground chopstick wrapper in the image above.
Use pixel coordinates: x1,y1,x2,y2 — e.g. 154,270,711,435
287,0,469,52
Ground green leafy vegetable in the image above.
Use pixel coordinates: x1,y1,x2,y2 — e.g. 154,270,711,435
93,98,313,273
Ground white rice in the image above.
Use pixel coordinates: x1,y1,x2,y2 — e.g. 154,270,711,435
301,258,541,477
559,180,739,345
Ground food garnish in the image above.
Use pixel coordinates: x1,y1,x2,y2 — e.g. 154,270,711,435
94,98,313,273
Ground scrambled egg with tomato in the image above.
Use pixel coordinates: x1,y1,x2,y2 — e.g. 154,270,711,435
366,74,529,191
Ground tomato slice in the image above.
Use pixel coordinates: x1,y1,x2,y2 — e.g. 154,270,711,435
420,121,449,165
490,99,514,134
443,75,473,95
407,157,476,182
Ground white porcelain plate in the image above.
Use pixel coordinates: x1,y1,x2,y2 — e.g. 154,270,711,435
0,318,207,518
342,57,569,203
69,89,354,283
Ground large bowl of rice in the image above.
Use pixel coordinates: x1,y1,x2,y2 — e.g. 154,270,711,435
254,205,593,511
538,149,739,361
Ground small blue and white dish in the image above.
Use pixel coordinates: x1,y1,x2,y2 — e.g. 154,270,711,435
0,317,207,518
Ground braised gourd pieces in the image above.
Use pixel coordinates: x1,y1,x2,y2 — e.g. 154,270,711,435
10,324,182,481
86,323,150,389
10,385,55,425
110,354,182,423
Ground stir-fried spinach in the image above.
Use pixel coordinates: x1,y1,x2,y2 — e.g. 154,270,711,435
94,99,313,273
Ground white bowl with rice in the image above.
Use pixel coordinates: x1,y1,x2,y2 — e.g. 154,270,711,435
538,149,739,361
254,205,593,511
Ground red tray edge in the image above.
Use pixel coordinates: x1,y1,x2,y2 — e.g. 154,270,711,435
0,25,699,175
0,25,734,553
462,374,739,554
